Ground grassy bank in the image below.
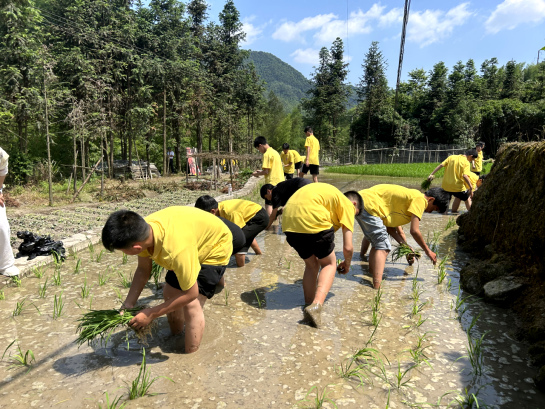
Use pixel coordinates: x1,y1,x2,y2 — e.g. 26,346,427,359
325,162,493,178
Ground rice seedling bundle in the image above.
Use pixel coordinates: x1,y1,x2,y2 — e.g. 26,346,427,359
75,307,150,347
391,243,421,263
420,178,432,191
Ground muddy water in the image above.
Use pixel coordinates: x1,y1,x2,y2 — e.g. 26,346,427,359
0,174,543,408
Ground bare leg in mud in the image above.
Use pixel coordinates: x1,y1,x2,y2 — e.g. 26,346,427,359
369,248,389,289
163,282,207,353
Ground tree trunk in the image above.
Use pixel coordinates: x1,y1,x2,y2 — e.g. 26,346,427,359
163,86,167,175
44,71,53,206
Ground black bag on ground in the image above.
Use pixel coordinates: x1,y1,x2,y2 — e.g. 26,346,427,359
15,231,67,261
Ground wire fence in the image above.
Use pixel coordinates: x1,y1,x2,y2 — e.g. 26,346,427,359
319,143,468,166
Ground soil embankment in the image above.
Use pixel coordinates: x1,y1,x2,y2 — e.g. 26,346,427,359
457,141,545,389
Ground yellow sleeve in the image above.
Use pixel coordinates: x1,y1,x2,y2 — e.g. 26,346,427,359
407,196,427,220
262,151,272,169
336,196,355,232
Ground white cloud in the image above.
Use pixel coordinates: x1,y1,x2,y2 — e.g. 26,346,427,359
378,8,403,27
241,16,266,45
273,14,338,43
485,0,545,34
407,3,473,47
290,48,320,64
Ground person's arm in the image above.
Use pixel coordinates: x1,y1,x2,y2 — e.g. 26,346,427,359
337,226,353,274
409,215,437,265
0,174,6,207
252,168,270,177
266,208,279,229
462,174,474,198
121,256,153,310
428,164,444,180
305,146,310,166
129,282,199,330
386,226,407,245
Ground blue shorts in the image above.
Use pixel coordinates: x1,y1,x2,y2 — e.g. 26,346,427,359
355,208,391,251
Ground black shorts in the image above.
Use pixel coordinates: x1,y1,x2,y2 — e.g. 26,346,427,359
285,228,335,260
284,173,294,180
473,171,481,176
301,164,319,175
449,190,470,201
240,208,268,253
294,161,302,170
165,265,226,299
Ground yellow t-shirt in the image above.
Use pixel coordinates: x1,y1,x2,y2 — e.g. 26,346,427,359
441,155,471,193
291,150,302,163
359,184,428,228
280,150,296,174
262,147,284,185
218,199,262,228
473,151,483,172
139,207,232,291
304,135,320,165
301,155,306,164
465,172,479,190
283,183,355,234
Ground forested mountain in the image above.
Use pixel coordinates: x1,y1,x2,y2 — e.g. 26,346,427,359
246,51,310,111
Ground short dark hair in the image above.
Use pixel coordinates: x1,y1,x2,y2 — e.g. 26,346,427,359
465,149,478,158
253,136,267,148
195,195,218,212
344,191,363,214
304,126,313,134
476,142,484,148
282,143,289,149
260,183,275,199
102,210,149,251
425,187,450,213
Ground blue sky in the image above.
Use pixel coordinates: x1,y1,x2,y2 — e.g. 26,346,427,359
204,0,545,86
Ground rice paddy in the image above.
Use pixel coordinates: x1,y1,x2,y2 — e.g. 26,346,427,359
0,173,542,408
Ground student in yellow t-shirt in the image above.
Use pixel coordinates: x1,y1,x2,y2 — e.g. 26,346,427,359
281,143,296,179
282,183,363,328
101,207,232,353
218,198,268,267
471,142,485,175
356,185,449,289
252,136,284,215
291,148,303,175
301,126,320,182
428,149,478,212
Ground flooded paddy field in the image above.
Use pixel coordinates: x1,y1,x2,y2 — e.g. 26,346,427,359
1,174,543,408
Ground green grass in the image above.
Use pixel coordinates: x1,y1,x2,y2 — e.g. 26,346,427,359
97,391,127,409
326,161,493,178
126,348,173,400
2,340,35,372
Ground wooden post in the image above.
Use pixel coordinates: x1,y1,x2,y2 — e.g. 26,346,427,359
70,158,102,203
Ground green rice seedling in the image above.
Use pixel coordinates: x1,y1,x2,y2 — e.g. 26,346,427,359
11,275,22,287
122,253,128,265
12,298,40,317
73,258,82,274
254,290,263,308
451,387,482,409
385,388,391,409
415,314,427,328
2,340,35,372
426,231,441,253
32,264,45,278
97,391,127,409
75,307,146,346
393,360,414,389
411,299,428,317
298,384,337,409
98,271,109,286
89,295,94,310
463,315,488,376
81,276,90,299
437,256,449,284
126,348,173,400
53,269,62,286
454,286,473,315
411,282,425,301
96,250,105,263
113,288,124,304
446,278,453,292
150,261,163,290
38,278,48,298
88,241,95,255
118,272,132,289
420,178,432,191
53,292,65,319
391,243,421,263
0,290,4,300
71,249,78,260
444,216,456,231
224,288,230,306
51,250,63,266
336,355,372,387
